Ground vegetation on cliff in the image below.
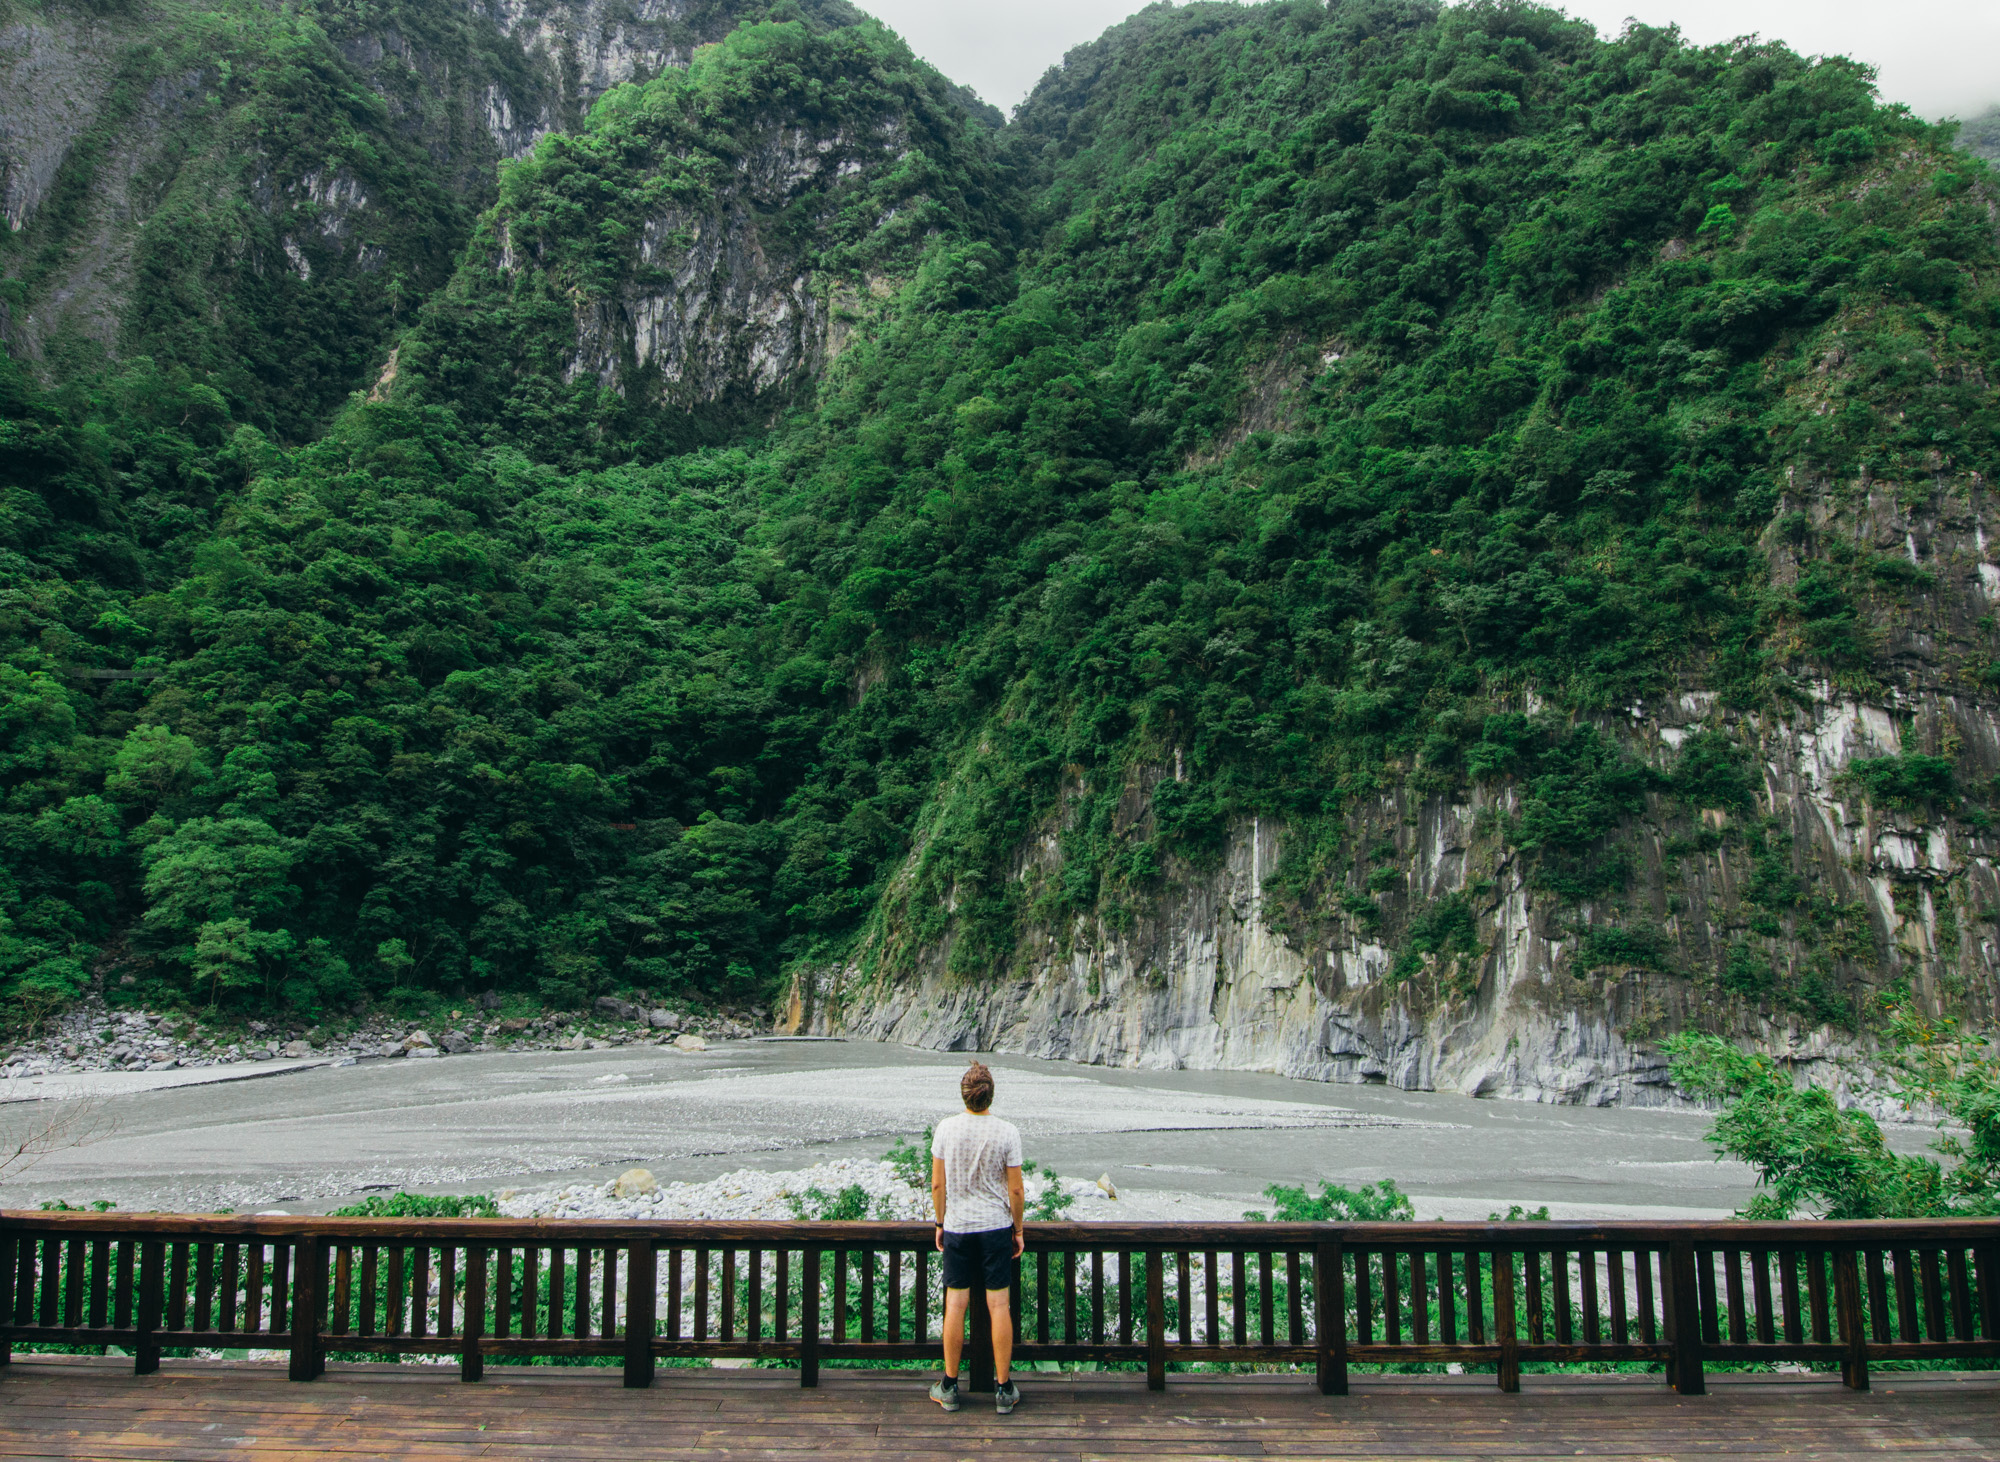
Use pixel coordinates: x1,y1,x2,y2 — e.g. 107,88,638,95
2,0,1996,1032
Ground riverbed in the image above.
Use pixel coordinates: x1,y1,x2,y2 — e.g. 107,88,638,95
0,1037,1839,1218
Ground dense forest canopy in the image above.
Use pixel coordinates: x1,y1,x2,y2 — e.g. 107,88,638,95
1,0,1996,1028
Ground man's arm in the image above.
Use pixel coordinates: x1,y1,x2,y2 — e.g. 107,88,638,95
1006,1165,1025,1258
932,1158,948,1251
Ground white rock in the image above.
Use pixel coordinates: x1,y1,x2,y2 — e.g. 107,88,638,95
614,1168,658,1198
1096,1174,1118,1200
673,1034,707,1052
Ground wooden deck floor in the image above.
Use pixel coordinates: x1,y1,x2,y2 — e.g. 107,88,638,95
0,1358,1995,1461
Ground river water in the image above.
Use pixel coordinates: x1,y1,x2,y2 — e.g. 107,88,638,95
0,1037,1852,1218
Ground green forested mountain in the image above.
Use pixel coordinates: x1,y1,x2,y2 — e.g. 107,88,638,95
3,0,1998,1051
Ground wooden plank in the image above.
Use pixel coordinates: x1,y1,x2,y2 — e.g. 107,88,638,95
1314,1238,1345,1397
1835,1247,1869,1392
1805,1248,1830,1345
1381,1248,1401,1346
1946,1247,1973,1342
1636,1248,1657,1345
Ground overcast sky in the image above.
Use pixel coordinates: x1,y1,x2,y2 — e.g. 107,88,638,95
859,0,1997,123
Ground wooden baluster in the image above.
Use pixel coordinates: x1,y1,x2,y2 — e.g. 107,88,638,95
1382,1249,1401,1346
1835,1248,1869,1391
1067,1251,1079,1344
1178,1252,1192,1346
1946,1248,1973,1341
1609,1249,1629,1345
544,1246,563,1338
333,1247,352,1335
88,1239,108,1332
1493,1250,1519,1394
574,1247,592,1340
383,1247,402,1338
1257,1252,1272,1347
724,1249,740,1343
912,1249,926,1345
1865,1250,1891,1343
1092,1251,1106,1345
695,1247,711,1341
248,1243,268,1335
1119,1252,1134,1346
1750,1249,1774,1345
1580,1246,1600,1346
1893,1250,1920,1343
775,1248,790,1342
1036,1252,1050,1345
1146,1251,1167,1391
1636,1249,1657,1345
601,1247,619,1340
271,1242,290,1334
752,1247,767,1343
1976,1243,2000,1341
622,1238,655,1390
800,1247,821,1388
439,1245,457,1338
1697,1249,1721,1346
164,1243,186,1333
195,1243,216,1332
665,1248,682,1341
1232,1251,1249,1347
1439,1249,1458,1344
61,1240,83,1336
1805,1250,1830,1344
1551,1248,1570,1345
1464,1251,1484,1346
1778,1250,1803,1345
1314,1239,1348,1396
1722,1249,1747,1345
8,1232,29,1327
476,1245,494,1340
1412,1251,1431,1345
1353,1249,1373,1347
1920,1250,1946,1343
1525,1249,1544,1345
410,1245,429,1340
879,1249,894,1344
1287,1251,1304,1346
1201,1252,1216,1347
215,1243,237,1334
461,1245,486,1383
384,1248,404,1336
828,1249,843,1342
521,1246,540,1339
114,1240,134,1332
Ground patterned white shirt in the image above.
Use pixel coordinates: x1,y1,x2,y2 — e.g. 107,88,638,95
931,1112,1023,1234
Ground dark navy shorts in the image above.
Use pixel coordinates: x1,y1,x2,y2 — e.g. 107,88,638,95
942,1225,1017,1291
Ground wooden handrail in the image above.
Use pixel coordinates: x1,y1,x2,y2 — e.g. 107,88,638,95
0,1214,1993,1397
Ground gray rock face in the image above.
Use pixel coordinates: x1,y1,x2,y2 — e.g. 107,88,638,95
278,1040,313,1059
647,1009,680,1030
796,476,2000,1108
441,1029,474,1054
594,996,641,1021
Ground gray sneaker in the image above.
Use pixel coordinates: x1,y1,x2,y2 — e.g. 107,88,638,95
995,1380,1020,1414
929,1378,961,1412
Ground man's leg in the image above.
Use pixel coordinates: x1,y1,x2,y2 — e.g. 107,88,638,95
985,1287,1012,1386
942,1287,971,1380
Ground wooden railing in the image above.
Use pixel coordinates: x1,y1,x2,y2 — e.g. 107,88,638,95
2,1215,1996,1395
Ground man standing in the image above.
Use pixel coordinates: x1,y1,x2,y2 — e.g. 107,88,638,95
929,1060,1024,1415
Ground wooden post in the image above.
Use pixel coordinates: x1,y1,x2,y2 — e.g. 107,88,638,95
1667,1240,1705,1396
1315,1239,1348,1397
799,1247,820,1389
461,1245,486,1383
968,1275,996,1395
1834,1249,1869,1392
134,1239,163,1376
1493,1250,1519,1393
0,1233,14,1368
288,1236,322,1381
623,1238,656,1389
1145,1250,1166,1392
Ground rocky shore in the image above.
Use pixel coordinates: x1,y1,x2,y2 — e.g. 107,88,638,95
1,996,767,1080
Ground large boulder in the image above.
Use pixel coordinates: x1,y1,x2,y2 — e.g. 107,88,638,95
441,1029,474,1054
402,1030,435,1052
647,1009,680,1031
673,1034,707,1053
408,1045,441,1059
379,1041,404,1058
593,996,640,1022
279,1039,313,1059
614,1168,658,1199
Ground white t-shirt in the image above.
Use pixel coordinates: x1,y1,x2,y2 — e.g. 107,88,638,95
931,1112,1023,1233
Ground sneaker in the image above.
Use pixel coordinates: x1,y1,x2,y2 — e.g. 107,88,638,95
995,1380,1020,1415
929,1378,961,1412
